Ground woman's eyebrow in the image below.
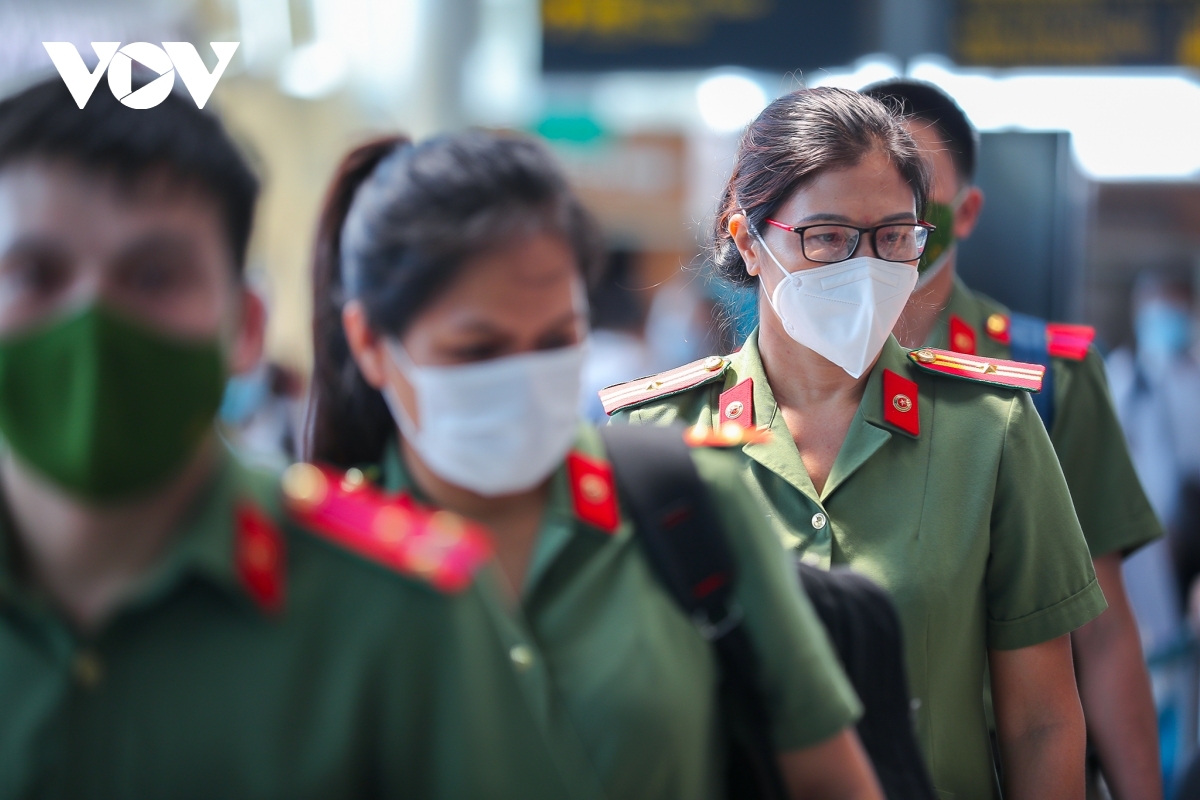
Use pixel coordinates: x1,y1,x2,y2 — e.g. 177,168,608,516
791,212,918,225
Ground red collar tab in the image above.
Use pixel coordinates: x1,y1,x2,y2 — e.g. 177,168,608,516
282,463,493,593
599,356,729,416
882,369,920,437
567,451,620,534
1046,323,1095,360
909,348,1044,392
235,503,286,614
984,313,1011,345
718,378,754,430
949,315,977,355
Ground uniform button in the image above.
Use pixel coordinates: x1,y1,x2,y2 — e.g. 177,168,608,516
509,645,534,672
73,650,103,689
811,512,827,530
703,356,724,371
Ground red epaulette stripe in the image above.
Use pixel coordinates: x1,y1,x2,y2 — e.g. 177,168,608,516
908,348,1044,393
282,464,493,593
1046,323,1094,361
599,356,729,416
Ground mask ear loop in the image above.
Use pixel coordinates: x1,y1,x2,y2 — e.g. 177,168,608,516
739,209,795,328
381,338,423,438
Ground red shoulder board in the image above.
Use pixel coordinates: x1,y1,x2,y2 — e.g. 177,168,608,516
600,356,729,416
683,423,771,448
282,463,493,593
984,313,1011,345
1046,323,1095,361
948,315,977,355
235,503,286,613
882,369,920,437
567,452,620,534
908,348,1044,393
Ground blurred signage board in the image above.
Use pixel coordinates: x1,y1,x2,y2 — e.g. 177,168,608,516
541,0,870,72
548,133,691,250
955,0,1200,66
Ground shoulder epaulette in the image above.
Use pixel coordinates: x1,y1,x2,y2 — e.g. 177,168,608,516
281,463,493,593
1045,323,1095,360
600,356,730,416
908,348,1044,393
683,423,771,448
986,312,1094,361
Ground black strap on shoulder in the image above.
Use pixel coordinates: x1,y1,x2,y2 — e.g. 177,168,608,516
1007,311,1056,430
600,423,787,800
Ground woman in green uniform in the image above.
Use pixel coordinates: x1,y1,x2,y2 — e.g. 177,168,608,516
604,88,1105,800
306,131,880,799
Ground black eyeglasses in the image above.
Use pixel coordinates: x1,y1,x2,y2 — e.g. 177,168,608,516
764,218,936,264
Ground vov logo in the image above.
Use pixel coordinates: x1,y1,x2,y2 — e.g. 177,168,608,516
43,42,239,110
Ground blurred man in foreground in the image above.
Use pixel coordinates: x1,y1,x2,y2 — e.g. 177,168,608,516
0,79,577,799
865,80,1163,800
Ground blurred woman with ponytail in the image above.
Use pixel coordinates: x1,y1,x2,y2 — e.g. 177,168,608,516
305,130,882,800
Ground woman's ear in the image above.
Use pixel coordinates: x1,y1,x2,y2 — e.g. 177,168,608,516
342,300,389,390
728,213,762,277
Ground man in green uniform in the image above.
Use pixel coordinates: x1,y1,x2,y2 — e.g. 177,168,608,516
0,79,587,799
863,80,1162,799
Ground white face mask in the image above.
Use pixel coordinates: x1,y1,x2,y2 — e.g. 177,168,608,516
383,341,585,497
751,227,918,379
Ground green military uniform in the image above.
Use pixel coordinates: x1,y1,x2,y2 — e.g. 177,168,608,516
928,277,1162,558
374,424,862,800
0,450,593,800
608,333,1106,800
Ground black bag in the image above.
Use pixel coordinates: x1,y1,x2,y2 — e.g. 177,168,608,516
601,423,788,800
797,565,937,800
601,423,938,800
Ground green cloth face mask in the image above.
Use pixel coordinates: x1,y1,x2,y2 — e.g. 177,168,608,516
0,304,225,502
918,187,969,282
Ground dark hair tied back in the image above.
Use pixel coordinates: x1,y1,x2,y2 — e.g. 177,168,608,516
307,130,602,467
710,87,931,287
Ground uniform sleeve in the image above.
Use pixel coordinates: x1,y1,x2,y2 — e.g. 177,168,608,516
692,448,862,751
1050,347,1163,557
986,390,1108,650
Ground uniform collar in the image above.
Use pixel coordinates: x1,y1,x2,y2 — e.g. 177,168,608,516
928,276,985,349
0,449,277,618
722,330,909,503
379,426,625,600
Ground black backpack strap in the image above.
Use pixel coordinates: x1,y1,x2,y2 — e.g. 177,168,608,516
1007,312,1056,430
599,423,788,800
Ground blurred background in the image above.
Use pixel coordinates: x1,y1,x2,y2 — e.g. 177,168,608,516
4,0,1200,791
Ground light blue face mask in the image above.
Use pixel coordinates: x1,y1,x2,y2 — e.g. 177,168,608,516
1136,302,1192,363
219,366,269,425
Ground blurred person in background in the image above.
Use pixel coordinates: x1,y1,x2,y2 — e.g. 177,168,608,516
864,79,1162,800
578,249,650,422
219,357,307,469
308,130,884,800
605,87,1104,800
0,79,584,799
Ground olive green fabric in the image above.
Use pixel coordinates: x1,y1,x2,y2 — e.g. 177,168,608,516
929,278,1163,558
0,305,224,502
615,332,1106,800
379,425,861,800
0,450,592,800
